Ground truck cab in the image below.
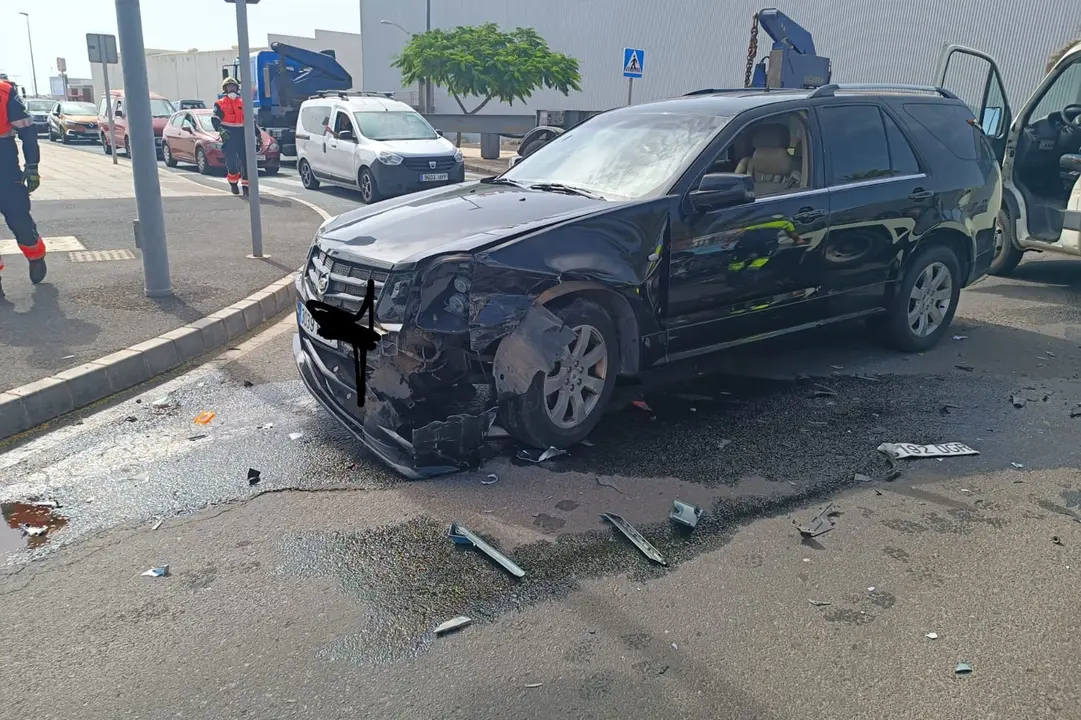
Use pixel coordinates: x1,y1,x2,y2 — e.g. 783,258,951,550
937,43,1081,275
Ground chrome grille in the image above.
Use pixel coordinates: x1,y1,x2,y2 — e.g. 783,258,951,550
306,247,387,313
402,155,457,172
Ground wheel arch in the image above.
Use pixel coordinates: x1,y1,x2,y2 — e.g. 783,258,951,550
912,224,973,285
533,282,641,375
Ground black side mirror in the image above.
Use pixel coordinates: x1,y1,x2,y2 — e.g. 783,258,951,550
337,129,355,142
689,173,755,212
115,110,124,118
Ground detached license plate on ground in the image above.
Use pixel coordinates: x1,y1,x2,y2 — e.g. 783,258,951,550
420,173,449,182
297,301,337,349
877,442,979,460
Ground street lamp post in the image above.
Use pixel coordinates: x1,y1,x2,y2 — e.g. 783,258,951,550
18,12,39,97
379,19,424,112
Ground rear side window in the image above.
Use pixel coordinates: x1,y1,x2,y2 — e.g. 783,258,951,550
300,105,331,134
882,112,921,175
902,103,977,160
817,105,891,184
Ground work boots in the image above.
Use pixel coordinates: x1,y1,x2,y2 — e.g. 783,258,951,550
242,185,249,198
229,182,240,196
29,258,47,284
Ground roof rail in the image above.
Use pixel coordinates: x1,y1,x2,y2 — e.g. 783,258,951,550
310,90,396,99
809,83,959,100
683,88,753,96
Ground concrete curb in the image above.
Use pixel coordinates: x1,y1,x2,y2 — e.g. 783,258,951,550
0,272,299,442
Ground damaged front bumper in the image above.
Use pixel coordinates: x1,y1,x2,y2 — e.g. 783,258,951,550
293,328,498,479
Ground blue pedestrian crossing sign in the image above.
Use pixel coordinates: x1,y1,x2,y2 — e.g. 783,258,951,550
623,48,645,79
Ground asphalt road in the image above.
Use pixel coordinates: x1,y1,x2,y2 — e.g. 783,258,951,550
2,248,1081,717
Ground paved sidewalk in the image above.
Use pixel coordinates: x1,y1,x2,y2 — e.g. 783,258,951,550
0,143,323,437
460,145,509,175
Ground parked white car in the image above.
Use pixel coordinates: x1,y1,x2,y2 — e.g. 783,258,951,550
294,93,465,203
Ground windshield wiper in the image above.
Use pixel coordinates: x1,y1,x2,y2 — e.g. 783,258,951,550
479,176,522,186
527,182,605,200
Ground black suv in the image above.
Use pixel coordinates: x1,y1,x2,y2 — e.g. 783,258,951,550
295,83,1001,477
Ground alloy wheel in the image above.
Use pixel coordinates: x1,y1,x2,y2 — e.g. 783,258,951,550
360,172,373,202
542,324,608,429
907,261,953,337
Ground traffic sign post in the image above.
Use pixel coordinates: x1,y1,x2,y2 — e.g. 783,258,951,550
86,33,119,165
623,47,644,106
226,0,264,259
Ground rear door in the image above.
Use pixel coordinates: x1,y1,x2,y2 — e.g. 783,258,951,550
934,45,1012,162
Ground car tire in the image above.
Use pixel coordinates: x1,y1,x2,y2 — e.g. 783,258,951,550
196,147,209,175
881,244,962,353
989,207,1024,277
48,129,57,142
263,166,280,176
298,159,319,189
123,136,131,157
101,134,111,154
162,142,177,167
359,167,381,204
60,131,69,145
499,298,620,449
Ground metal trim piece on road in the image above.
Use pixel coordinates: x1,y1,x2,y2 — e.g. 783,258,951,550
448,521,526,578
601,513,668,565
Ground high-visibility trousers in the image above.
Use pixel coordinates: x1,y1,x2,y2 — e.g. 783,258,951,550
0,178,45,273
221,127,248,187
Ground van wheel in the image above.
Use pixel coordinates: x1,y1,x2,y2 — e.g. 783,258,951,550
881,244,962,353
989,208,1024,277
359,167,381,203
298,159,319,189
499,298,619,449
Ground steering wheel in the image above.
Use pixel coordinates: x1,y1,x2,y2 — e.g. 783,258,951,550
1064,104,1081,125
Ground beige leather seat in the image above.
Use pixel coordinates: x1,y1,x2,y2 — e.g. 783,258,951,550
735,123,801,195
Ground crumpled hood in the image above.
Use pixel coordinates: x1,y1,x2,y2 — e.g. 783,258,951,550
318,181,612,267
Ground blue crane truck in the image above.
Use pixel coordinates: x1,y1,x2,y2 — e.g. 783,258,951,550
223,41,353,160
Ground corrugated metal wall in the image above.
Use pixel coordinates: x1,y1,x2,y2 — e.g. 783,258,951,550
360,0,1078,116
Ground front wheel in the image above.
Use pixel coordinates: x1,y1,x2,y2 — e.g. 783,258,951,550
48,129,57,142
358,167,381,204
60,131,70,145
881,244,962,352
298,159,319,189
162,142,177,167
196,147,209,175
499,298,619,449
263,166,280,176
989,208,1024,277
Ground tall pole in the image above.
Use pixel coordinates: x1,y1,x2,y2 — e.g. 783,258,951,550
115,0,172,296
234,0,264,258
19,13,38,97
101,62,118,165
627,77,633,106
424,0,433,112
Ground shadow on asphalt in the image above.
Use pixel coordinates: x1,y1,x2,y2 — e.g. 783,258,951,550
0,283,101,371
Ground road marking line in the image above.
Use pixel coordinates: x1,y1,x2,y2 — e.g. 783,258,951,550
0,236,85,255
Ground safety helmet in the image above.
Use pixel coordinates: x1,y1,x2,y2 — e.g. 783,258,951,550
221,77,239,92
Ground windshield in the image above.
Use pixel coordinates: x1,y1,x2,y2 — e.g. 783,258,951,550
61,102,97,115
354,111,438,141
503,111,729,201
197,115,217,132
26,99,53,112
150,98,176,117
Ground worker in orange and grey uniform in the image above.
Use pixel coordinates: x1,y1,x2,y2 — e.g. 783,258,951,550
0,75,47,298
211,76,262,197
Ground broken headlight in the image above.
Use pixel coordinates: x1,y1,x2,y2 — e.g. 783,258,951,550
375,272,415,324
416,254,474,333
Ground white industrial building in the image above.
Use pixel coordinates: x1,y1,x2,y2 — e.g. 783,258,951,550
90,29,361,108
359,0,1078,117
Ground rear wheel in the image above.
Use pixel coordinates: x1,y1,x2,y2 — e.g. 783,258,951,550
263,166,280,176
162,141,177,167
196,147,209,175
881,244,962,352
499,298,619,449
101,134,111,154
298,159,319,189
989,207,1024,277
123,135,131,157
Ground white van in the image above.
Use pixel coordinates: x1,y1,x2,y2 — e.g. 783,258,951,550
294,93,464,203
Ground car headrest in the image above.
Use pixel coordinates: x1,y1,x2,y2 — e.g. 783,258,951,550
752,123,790,149
751,147,795,176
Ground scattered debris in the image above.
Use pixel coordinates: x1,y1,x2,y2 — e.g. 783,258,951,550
124,416,137,423
1012,395,1026,409
31,499,61,509
795,503,839,538
243,380,254,388
808,599,832,607
151,394,177,410
954,662,973,676
942,403,960,414
830,365,844,370
595,477,623,494
867,586,876,592
885,468,903,482
601,513,667,565
579,439,595,447
669,500,703,529
1053,536,1064,546
247,468,262,486
854,374,879,382
926,632,938,640
435,616,472,635
193,411,216,425
20,524,47,537
854,473,872,483
952,335,968,340
487,424,511,438
811,383,837,398
481,473,499,485
524,683,544,689
1071,405,1081,419
257,422,275,430
517,446,567,463
188,433,207,441
448,522,526,577
1011,462,1024,469
288,432,304,441
631,399,652,413
877,442,979,460
151,519,164,531
717,439,732,451
955,364,974,372
141,565,169,578
1047,351,1056,358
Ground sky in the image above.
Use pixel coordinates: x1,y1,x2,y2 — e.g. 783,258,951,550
0,0,360,92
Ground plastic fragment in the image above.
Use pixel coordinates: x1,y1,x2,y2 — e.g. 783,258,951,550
151,519,164,531
448,522,526,577
142,565,169,578
487,424,511,438
524,682,544,689
1071,405,1081,418
795,503,838,538
435,616,471,635
1011,462,1024,468
669,500,703,529
631,400,652,412
247,468,262,486
926,632,938,640
243,380,254,388
954,662,972,675
288,432,304,441
32,499,61,509
955,364,974,372
517,446,567,463
20,524,47,537
257,423,274,430
579,439,595,447
188,433,207,441
854,473,872,483
601,513,667,566
808,599,831,606
811,383,836,398
481,474,499,485
151,394,177,410
193,411,216,425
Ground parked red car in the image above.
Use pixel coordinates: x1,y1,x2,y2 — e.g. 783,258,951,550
97,89,175,158
161,109,280,175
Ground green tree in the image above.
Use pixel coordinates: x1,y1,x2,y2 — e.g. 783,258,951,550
392,23,581,114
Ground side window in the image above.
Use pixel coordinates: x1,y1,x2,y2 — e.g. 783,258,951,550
882,112,921,175
902,103,977,161
333,110,354,136
115,99,123,116
714,110,812,197
300,105,331,134
818,105,891,184
98,98,107,116
169,114,180,127
1028,61,1081,124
